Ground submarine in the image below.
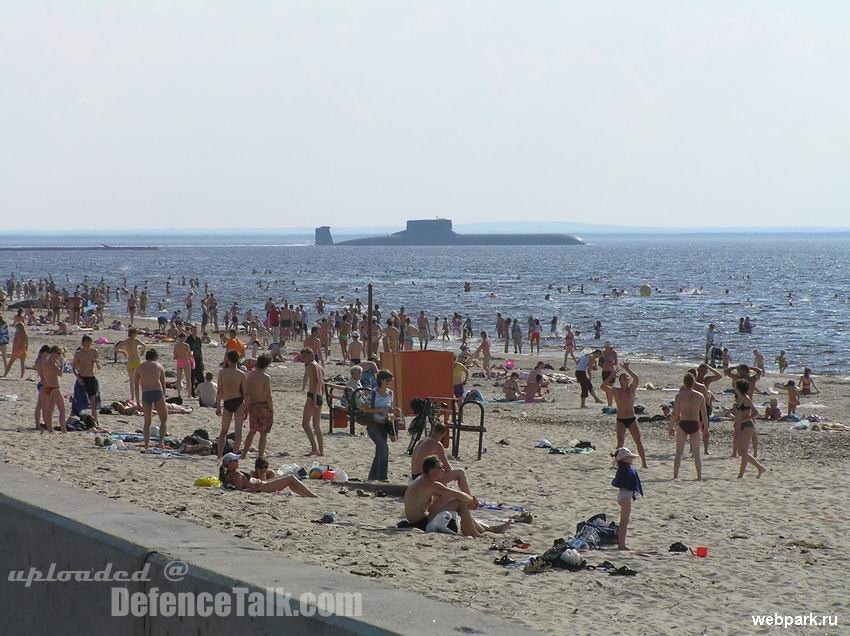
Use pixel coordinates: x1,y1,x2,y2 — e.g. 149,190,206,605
315,219,583,246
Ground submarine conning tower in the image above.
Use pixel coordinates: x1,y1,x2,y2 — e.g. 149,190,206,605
405,219,453,237
315,226,333,245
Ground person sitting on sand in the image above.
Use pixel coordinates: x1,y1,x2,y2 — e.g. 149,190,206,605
134,349,168,448
799,368,818,395
502,372,521,401
410,422,470,493
602,360,648,468
524,373,549,403
611,447,643,550
219,453,317,496
403,455,511,537
196,372,217,407
670,373,707,481
762,398,782,421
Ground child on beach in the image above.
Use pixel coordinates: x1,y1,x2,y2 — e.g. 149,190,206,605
784,381,800,415
502,372,520,401
776,350,789,374
611,447,643,550
763,398,782,421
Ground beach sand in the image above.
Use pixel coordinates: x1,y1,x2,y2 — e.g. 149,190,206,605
1,314,848,634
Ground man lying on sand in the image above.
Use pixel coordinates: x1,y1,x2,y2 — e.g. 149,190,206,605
404,455,511,537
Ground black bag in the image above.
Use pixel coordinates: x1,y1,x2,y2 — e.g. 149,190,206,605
355,390,378,426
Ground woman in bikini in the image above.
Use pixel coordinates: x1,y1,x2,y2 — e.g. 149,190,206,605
799,368,818,396
3,322,28,378
172,333,194,398
40,345,67,433
471,331,492,379
32,345,51,431
562,325,577,369
219,454,317,496
733,379,766,479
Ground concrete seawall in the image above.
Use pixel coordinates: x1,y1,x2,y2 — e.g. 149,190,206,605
0,463,532,635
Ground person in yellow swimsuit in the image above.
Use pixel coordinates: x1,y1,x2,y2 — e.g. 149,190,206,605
115,328,147,403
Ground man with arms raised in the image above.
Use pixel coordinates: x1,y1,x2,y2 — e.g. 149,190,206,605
601,360,647,468
134,349,168,448
670,373,707,480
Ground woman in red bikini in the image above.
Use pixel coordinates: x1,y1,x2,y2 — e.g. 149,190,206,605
799,368,818,396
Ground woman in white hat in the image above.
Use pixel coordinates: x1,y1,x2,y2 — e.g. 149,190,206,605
611,447,643,550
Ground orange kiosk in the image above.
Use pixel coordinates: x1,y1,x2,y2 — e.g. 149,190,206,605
380,350,454,416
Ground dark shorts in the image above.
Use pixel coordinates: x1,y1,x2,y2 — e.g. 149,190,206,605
350,358,361,365
453,384,465,398
740,420,755,430
617,417,636,429
406,515,429,531
223,397,244,414
602,370,613,382
307,392,324,407
282,320,292,328
141,389,163,406
679,420,700,435
575,370,593,398
80,376,99,397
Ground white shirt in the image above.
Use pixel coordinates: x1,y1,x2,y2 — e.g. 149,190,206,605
196,381,217,407
576,354,592,372
706,328,716,345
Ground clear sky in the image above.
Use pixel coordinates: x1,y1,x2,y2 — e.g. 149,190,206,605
2,2,849,231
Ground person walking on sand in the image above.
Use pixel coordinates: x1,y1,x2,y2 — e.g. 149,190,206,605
611,447,643,550
301,348,324,457
732,379,766,479
134,349,168,448
73,335,101,425
602,361,647,468
3,322,28,378
562,325,577,369
471,331,492,379
670,373,707,481
242,353,274,460
575,350,603,408
216,350,246,458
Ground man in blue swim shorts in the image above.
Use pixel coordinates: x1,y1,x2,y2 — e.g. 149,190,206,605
134,349,168,449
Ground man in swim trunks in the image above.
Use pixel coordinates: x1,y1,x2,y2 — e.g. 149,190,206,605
115,328,146,403
670,373,707,480
348,331,363,365
301,348,324,457
601,360,647,468
404,456,512,537
242,352,274,460
410,422,470,493
73,334,101,425
216,349,246,459
134,349,168,448
417,310,431,350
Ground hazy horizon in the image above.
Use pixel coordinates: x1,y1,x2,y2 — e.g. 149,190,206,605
3,3,849,230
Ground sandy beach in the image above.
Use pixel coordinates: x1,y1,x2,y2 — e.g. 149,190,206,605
1,312,848,634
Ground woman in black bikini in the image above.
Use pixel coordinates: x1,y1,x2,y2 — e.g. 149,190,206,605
733,380,766,479
219,454,318,496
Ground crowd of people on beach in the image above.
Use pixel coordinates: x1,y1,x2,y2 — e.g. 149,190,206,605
0,272,828,541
